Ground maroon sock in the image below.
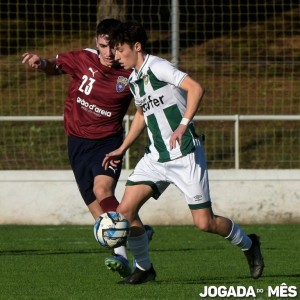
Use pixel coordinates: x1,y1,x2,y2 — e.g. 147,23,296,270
99,196,119,213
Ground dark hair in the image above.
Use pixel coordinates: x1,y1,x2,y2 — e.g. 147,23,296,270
109,21,148,51
95,18,121,38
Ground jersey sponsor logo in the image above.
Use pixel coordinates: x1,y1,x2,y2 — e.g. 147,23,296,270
116,76,129,93
76,97,112,117
142,95,165,113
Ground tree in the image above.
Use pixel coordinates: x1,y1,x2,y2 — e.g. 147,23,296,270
97,0,127,23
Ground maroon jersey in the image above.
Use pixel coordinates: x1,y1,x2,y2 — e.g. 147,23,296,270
56,48,132,139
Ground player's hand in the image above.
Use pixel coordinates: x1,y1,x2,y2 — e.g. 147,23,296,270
22,52,42,69
169,124,187,150
102,148,124,170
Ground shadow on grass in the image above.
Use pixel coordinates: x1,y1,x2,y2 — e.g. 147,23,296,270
156,273,300,285
0,248,103,256
0,247,213,256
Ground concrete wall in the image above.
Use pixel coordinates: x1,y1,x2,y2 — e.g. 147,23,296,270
0,170,299,225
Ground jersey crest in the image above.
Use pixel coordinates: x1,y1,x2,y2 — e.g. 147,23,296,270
142,73,149,85
116,76,129,93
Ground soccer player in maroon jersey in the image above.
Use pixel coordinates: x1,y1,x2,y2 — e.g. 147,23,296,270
22,18,153,278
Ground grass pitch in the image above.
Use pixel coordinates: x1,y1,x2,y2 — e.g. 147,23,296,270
0,224,299,300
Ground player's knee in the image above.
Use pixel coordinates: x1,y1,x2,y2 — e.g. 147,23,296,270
93,185,111,200
194,219,214,233
117,205,135,223
196,223,211,233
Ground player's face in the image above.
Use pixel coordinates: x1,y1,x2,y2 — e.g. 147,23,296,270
96,35,115,67
114,43,140,70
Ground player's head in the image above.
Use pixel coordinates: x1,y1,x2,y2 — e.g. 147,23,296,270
110,21,148,70
95,18,121,39
95,18,122,67
110,21,148,51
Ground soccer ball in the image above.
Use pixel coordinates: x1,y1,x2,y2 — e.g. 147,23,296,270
93,211,130,248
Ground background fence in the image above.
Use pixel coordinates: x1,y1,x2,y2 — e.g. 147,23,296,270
1,0,299,169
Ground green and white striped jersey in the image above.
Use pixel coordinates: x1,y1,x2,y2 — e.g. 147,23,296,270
129,54,198,162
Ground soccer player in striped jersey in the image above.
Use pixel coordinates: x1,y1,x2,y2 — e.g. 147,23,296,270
103,21,264,284
22,18,154,278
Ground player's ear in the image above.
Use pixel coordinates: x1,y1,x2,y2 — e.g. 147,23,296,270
134,42,142,52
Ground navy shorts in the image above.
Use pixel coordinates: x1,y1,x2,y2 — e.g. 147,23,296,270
68,134,123,205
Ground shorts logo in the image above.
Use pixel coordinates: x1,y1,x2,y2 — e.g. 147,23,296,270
116,76,129,93
194,195,202,202
108,166,117,174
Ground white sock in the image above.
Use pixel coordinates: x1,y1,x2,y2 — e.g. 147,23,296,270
128,232,151,271
114,245,128,260
225,221,252,251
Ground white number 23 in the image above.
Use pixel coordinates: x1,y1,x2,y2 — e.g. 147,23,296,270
78,75,95,95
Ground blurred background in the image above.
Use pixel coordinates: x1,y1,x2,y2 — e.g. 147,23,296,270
1,0,299,170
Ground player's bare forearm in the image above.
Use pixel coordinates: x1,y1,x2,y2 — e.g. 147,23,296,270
180,75,205,121
22,53,60,75
121,108,146,151
169,76,204,149
102,108,146,169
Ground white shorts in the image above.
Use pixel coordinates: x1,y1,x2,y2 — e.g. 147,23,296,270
126,138,211,209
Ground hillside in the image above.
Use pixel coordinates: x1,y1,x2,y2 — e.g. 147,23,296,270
0,4,299,169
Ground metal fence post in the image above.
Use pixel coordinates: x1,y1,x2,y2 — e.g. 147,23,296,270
171,0,179,67
234,114,240,169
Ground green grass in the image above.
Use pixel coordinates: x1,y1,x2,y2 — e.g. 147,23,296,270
0,224,299,299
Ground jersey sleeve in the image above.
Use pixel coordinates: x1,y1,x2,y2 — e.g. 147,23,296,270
150,59,188,87
56,51,80,75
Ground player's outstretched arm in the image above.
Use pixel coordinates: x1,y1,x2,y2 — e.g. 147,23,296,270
21,52,59,75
